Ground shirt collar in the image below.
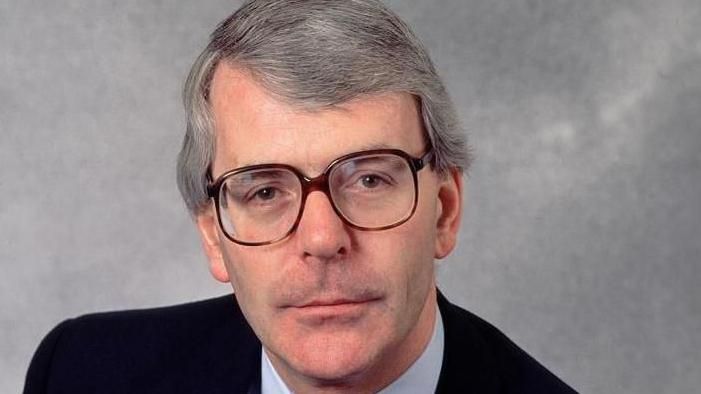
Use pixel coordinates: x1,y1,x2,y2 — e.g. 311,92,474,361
260,302,444,394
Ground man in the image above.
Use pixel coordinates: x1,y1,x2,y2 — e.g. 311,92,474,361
25,0,575,393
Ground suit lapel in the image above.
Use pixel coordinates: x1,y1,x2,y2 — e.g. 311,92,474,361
435,290,501,393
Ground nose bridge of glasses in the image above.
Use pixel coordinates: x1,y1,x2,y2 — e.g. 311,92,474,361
296,172,351,231
300,172,333,202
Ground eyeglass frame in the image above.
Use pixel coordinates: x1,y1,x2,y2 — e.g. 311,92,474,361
206,148,433,246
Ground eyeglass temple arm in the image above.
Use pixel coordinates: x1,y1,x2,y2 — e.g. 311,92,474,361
205,169,216,198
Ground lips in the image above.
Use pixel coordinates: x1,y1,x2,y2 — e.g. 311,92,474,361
282,293,382,324
286,297,379,325
297,298,376,308
280,287,383,309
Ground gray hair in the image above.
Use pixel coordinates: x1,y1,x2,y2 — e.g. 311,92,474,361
177,0,472,215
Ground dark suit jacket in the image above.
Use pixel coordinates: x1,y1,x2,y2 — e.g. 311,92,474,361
24,291,576,393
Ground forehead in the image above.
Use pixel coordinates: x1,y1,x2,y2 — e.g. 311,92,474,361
209,64,425,176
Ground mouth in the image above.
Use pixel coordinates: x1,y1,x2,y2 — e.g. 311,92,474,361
300,298,377,308
286,296,382,323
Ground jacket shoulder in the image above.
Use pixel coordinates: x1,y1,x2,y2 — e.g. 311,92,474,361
24,295,260,394
436,292,577,393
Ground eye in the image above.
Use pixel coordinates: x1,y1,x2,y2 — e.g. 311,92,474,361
360,174,384,188
250,187,277,201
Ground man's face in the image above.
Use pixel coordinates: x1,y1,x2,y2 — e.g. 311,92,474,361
197,64,462,389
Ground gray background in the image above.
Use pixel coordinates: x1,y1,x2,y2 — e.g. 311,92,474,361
1,0,699,393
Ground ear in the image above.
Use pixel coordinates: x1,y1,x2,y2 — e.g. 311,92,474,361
195,206,230,283
434,167,464,259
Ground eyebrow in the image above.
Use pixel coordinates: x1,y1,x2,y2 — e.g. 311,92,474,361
229,169,290,183
234,142,398,168
355,142,394,151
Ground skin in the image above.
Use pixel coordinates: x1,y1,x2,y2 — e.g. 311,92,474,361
196,63,463,393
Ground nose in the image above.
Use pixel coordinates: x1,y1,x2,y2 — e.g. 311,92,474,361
295,190,351,261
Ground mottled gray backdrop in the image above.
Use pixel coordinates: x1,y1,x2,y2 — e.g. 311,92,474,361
2,1,700,393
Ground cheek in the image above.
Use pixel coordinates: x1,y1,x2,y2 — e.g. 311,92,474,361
219,245,281,332
402,192,439,258
395,198,439,296
220,241,287,290
361,208,438,297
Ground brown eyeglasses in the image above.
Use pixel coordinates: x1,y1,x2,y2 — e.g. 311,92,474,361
207,149,432,246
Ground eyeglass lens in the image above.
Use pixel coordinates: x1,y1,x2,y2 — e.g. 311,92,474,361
217,153,417,244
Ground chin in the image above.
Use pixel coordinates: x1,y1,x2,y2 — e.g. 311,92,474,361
278,329,382,383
